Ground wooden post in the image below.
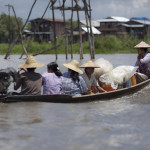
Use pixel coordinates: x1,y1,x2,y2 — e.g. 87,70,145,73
62,0,68,59
51,0,58,60
12,6,28,57
75,0,83,59
4,0,37,59
88,0,95,59
83,0,92,58
70,0,74,59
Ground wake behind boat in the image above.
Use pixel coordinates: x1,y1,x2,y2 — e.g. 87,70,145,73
0,78,150,103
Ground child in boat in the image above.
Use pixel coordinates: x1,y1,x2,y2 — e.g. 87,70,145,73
42,62,63,95
80,60,106,94
62,60,87,96
14,56,44,95
134,41,150,79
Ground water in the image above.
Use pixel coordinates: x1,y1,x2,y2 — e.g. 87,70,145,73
0,54,150,150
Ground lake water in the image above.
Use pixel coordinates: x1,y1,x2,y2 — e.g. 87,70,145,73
0,54,150,150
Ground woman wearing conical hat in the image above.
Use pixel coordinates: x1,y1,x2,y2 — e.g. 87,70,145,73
14,56,44,95
62,60,87,96
134,41,150,78
80,60,106,94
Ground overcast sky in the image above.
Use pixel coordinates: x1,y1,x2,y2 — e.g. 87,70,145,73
0,0,150,21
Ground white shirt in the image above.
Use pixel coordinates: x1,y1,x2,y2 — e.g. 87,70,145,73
81,72,98,89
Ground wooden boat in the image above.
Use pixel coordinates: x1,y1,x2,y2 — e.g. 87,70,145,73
0,79,150,103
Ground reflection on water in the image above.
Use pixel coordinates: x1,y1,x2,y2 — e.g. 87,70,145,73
0,54,150,150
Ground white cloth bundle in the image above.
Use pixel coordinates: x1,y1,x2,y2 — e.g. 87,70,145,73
94,58,113,80
99,65,138,89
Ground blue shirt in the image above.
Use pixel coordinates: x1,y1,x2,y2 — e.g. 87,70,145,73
62,72,87,96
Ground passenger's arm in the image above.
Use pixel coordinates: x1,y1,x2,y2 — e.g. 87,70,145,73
97,86,106,92
79,77,87,95
140,53,150,64
14,70,21,90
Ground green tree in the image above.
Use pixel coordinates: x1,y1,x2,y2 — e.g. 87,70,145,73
66,18,78,30
0,13,23,43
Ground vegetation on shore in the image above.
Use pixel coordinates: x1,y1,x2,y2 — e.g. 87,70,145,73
0,35,150,55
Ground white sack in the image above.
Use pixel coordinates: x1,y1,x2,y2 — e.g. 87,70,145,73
99,65,138,89
94,58,113,80
110,66,138,84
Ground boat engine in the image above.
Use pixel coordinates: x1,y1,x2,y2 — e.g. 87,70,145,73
0,67,17,95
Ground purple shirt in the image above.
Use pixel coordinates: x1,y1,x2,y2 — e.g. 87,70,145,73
42,72,63,95
135,52,150,69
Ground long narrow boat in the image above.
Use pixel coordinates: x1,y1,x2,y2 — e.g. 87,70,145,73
0,79,150,103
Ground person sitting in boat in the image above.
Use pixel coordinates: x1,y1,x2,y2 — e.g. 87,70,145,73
42,62,63,95
14,56,44,95
62,60,87,96
80,60,106,94
134,41,150,78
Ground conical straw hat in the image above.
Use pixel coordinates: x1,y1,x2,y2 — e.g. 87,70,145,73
79,60,100,68
18,56,44,68
134,41,150,48
63,60,83,74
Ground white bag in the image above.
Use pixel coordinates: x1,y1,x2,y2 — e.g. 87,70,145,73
99,65,138,89
94,58,113,80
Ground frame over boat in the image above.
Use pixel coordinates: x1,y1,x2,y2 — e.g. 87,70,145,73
0,79,150,103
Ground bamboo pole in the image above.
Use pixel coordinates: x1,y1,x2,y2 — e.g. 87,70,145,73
4,0,37,59
75,0,83,59
88,0,95,59
70,0,74,59
51,0,58,60
20,36,33,59
62,0,68,59
83,0,92,58
33,44,60,56
11,6,28,57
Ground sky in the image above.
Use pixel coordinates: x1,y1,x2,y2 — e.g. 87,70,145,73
0,0,150,21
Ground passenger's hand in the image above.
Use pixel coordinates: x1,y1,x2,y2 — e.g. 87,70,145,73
137,54,142,60
17,68,28,72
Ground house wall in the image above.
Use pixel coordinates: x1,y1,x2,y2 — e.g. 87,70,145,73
99,20,150,38
29,19,65,42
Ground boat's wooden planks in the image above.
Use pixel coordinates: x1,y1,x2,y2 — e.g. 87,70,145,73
0,79,150,103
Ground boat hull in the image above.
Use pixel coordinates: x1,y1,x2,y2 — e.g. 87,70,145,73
0,79,150,103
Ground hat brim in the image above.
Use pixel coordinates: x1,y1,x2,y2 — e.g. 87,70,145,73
63,64,83,74
134,46,150,48
18,62,44,68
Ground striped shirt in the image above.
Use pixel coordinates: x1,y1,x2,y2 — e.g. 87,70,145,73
62,72,87,96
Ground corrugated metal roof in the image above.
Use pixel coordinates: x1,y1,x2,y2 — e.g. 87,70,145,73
82,27,101,34
43,18,64,22
80,20,100,27
24,31,53,34
29,18,64,22
111,16,129,22
131,17,150,22
131,17,150,25
97,19,116,22
118,23,144,28
97,16,129,23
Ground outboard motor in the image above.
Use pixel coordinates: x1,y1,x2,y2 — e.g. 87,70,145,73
0,67,17,95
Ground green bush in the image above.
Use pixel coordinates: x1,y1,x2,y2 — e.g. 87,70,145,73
0,35,150,55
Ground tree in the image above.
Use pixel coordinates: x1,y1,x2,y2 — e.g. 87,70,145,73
0,13,23,43
66,18,78,30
